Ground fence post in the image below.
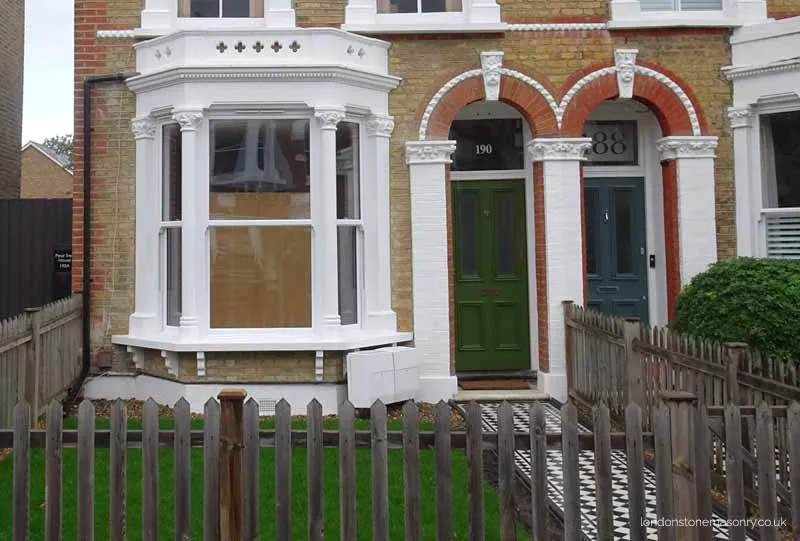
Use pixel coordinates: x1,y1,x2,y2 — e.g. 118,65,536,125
24,308,42,417
563,300,575,393
624,318,644,410
218,388,246,541
661,390,697,541
723,343,747,405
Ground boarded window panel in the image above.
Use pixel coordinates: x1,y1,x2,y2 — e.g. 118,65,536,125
190,0,219,17
210,227,312,328
338,226,359,325
640,0,676,10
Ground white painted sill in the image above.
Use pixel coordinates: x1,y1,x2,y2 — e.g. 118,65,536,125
341,22,508,33
607,14,743,28
111,330,414,352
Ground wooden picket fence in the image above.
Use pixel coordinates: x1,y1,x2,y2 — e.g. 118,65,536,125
0,295,82,428
0,394,797,541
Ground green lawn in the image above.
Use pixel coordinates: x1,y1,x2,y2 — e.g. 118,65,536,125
0,416,527,540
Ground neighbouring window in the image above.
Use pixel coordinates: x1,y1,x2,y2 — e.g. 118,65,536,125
761,111,800,208
640,0,722,10
336,122,362,325
208,119,312,328
583,120,638,166
377,0,462,13
449,118,524,171
162,123,183,327
178,0,264,17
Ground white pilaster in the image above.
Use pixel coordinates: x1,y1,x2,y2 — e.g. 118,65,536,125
140,0,177,32
363,115,397,333
173,108,204,338
129,116,159,336
529,137,591,403
728,106,757,257
344,0,377,25
314,108,346,335
657,136,719,284
406,140,458,403
267,0,296,28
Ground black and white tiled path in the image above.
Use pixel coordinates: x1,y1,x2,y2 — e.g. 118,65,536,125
476,401,754,541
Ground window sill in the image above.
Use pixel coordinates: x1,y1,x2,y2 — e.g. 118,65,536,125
607,15,743,28
341,22,508,33
112,329,414,352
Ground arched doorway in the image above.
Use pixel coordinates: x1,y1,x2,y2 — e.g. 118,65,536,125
581,99,668,325
448,100,537,373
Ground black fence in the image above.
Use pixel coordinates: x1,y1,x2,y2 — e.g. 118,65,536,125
0,199,72,319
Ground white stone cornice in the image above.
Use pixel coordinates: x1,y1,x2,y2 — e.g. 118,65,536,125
131,116,157,139
727,106,753,129
656,136,719,161
722,57,800,80
528,138,592,162
365,115,395,138
172,109,203,132
480,51,504,102
405,141,457,165
615,48,638,99
314,109,346,130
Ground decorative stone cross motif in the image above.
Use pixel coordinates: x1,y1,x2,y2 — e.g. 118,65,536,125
216,41,228,53
289,40,301,52
253,41,265,53
270,41,283,53
234,41,246,53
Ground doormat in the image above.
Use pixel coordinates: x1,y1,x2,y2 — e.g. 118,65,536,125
459,379,531,391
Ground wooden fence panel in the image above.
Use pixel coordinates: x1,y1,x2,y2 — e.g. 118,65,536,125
203,398,220,541
725,403,746,541
243,398,260,541
788,402,800,537
465,401,484,541
142,399,159,541
339,400,357,541
756,402,778,541
561,401,581,540
497,402,516,541
625,403,646,541
434,401,452,541
110,400,127,541
307,399,324,541
653,402,675,541
530,402,548,541
371,400,389,541
46,400,63,541
77,401,94,541
593,402,613,540
403,401,421,541
13,402,30,541
174,398,191,541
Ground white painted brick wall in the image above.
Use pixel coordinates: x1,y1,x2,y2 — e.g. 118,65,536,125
677,156,718,283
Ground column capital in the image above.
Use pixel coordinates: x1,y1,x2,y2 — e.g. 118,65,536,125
656,136,718,161
405,140,456,165
528,137,592,162
365,115,395,138
727,106,753,129
314,108,346,130
131,116,157,140
172,108,203,132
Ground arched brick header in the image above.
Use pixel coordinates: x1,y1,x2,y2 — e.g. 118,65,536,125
418,68,560,139
560,61,708,137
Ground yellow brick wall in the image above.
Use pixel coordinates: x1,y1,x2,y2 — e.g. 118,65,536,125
20,147,74,199
0,0,23,198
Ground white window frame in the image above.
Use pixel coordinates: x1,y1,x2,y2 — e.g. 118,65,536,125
342,0,504,33
138,0,295,35
607,0,766,28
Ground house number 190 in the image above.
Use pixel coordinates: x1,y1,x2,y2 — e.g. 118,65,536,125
476,144,493,155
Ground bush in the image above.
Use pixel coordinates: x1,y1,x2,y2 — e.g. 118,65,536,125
672,257,800,362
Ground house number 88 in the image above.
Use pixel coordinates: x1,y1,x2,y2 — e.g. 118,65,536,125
476,144,493,155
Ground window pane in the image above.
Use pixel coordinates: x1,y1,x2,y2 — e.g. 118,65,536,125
222,0,250,16
640,0,676,10
210,227,312,328
377,0,417,13
449,119,524,171
614,189,633,274
764,111,800,208
457,189,479,277
583,121,638,166
336,122,360,220
679,0,722,9
162,123,182,221
494,189,515,276
190,0,219,17
165,228,182,327
338,226,359,325
210,119,310,219
421,0,461,11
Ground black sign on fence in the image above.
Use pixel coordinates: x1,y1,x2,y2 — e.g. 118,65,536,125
54,249,72,272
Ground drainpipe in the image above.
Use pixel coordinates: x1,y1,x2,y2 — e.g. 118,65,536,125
64,73,133,413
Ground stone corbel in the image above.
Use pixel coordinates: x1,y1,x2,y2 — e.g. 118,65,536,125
405,140,457,164
127,346,144,370
196,352,206,377
656,136,719,161
161,350,179,377
615,49,638,99
315,350,324,382
480,51,504,101
727,106,753,130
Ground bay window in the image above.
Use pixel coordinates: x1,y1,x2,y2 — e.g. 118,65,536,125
336,122,362,326
162,123,183,327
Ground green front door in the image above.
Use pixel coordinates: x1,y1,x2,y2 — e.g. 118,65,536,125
452,180,530,372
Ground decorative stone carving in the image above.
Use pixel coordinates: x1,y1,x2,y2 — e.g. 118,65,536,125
615,48,638,99
405,141,457,164
314,109,346,130
656,136,719,161
172,110,203,132
528,138,592,161
131,116,157,139
480,51,504,101
727,106,753,129
366,115,395,138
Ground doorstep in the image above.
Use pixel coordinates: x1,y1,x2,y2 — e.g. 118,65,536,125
453,388,549,402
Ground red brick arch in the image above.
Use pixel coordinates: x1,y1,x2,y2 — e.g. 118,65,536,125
559,60,709,137
419,68,559,139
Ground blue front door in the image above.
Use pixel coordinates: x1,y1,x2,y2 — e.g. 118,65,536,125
584,177,649,323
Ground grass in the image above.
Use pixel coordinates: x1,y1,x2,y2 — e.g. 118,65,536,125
0,415,527,540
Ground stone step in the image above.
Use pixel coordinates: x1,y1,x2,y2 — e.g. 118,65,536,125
453,388,549,402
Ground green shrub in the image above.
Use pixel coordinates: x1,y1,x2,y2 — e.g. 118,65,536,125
672,257,800,362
